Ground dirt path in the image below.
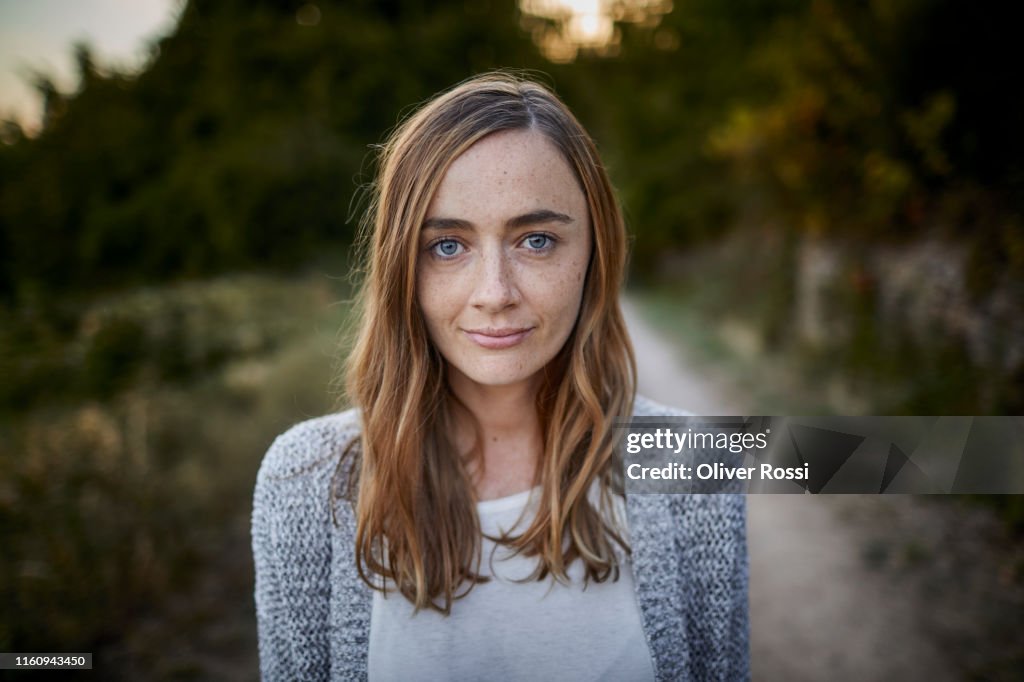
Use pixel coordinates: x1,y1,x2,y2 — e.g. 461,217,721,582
622,298,963,681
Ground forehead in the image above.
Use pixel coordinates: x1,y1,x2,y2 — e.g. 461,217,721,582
426,129,586,219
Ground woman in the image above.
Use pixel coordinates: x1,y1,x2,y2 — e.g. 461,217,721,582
252,71,748,681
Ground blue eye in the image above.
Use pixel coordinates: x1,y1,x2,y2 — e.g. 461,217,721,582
524,234,553,251
431,239,464,258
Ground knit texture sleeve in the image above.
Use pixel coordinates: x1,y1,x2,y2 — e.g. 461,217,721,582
676,493,750,681
252,412,359,680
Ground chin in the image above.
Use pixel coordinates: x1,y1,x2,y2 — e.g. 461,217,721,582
454,360,544,389
463,370,538,388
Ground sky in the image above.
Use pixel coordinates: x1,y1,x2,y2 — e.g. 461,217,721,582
0,0,182,129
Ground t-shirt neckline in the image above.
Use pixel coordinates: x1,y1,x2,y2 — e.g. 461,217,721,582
475,485,541,515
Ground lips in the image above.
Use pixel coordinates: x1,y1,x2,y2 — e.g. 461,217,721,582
463,327,534,350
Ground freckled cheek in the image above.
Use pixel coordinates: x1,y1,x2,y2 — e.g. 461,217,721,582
416,274,443,331
525,265,588,329
418,268,472,329
555,256,588,293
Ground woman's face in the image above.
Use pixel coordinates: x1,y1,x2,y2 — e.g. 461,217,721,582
417,128,592,394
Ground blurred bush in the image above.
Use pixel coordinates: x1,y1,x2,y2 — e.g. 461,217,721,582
0,269,349,657
1,275,334,411
547,1,1022,276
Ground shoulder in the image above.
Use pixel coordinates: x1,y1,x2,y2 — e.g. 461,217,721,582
256,407,362,484
252,408,361,570
252,407,362,534
631,394,694,418
252,412,360,677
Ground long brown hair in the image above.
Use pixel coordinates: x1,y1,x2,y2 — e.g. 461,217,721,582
338,71,636,613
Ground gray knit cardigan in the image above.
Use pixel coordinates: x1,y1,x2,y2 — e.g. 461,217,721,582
252,395,750,681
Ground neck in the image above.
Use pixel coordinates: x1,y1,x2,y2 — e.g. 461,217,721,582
448,371,543,501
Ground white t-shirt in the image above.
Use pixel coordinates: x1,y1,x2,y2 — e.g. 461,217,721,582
367,483,657,681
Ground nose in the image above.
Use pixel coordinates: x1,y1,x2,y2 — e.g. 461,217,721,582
469,246,520,313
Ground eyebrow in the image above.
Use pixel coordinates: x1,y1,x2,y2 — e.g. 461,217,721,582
421,209,574,232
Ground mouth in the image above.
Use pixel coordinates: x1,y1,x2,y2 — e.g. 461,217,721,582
463,327,534,350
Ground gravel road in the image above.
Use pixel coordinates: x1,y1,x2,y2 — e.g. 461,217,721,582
622,298,967,681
